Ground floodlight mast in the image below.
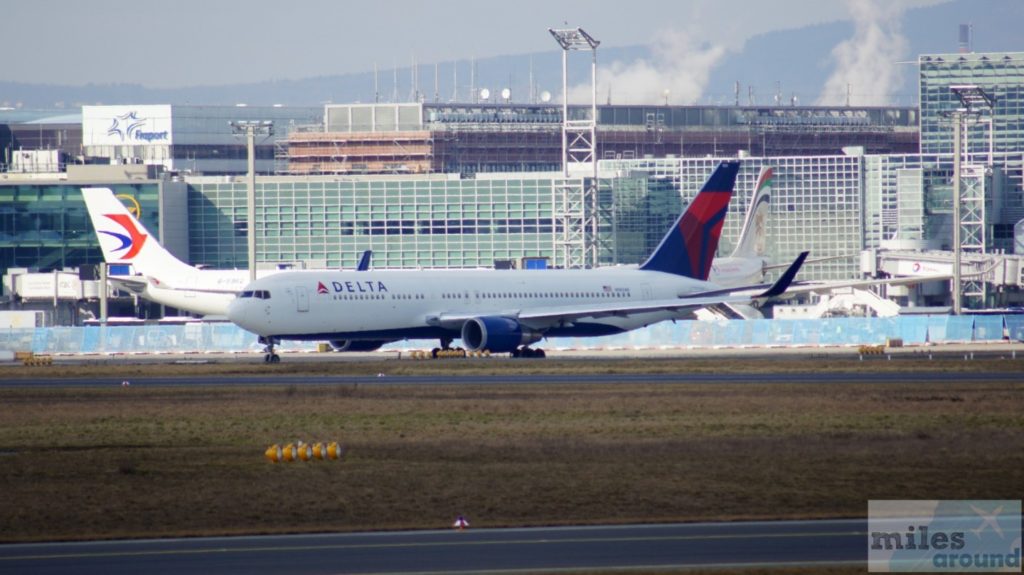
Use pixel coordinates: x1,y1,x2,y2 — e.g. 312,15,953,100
549,27,600,268
948,84,993,315
230,121,275,283
548,27,599,178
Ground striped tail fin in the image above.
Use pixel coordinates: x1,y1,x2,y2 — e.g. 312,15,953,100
730,166,773,259
639,161,740,280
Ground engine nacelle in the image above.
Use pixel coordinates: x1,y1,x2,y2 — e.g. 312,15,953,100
460,316,541,353
328,340,391,352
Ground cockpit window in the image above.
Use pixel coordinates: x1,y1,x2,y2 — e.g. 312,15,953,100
239,290,270,299
240,290,254,298
257,290,271,299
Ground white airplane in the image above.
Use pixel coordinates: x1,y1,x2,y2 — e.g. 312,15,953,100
228,161,814,361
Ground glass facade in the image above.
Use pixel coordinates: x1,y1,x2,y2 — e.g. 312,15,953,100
189,176,565,270
0,183,162,289
919,52,1024,155
864,152,1024,253
187,174,667,272
602,175,680,266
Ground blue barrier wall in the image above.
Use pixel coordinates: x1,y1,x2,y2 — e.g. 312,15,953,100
1,316,1020,354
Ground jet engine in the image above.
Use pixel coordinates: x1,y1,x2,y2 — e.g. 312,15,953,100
460,316,541,353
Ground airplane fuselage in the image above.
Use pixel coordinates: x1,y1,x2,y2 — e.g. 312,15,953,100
228,267,712,342
116,270,268,317
709,256,768,287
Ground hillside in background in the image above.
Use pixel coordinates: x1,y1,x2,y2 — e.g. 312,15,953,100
0,0,1020,111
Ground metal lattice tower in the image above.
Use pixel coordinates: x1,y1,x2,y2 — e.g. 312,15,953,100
948,85,994,312
959,163,988,306
550,27,599,268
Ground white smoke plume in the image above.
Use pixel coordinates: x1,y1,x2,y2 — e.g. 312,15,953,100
566,29,730,105
817,0,909,106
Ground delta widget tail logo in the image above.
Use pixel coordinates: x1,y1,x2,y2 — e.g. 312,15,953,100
99,214,147,260
679,192,731,281
317,282,329,295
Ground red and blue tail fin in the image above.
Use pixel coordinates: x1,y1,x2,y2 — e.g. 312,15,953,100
639,161,740,280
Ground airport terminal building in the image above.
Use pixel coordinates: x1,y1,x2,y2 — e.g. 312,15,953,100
3,51,1024,322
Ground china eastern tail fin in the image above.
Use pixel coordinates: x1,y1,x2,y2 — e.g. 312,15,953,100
639,161,740,280
730,166,772,259
81,187,197,280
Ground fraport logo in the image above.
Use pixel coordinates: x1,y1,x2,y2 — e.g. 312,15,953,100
106,111,168,143
99,213,148,260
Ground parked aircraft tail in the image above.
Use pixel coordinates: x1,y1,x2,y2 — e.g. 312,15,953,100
730,167,772,259
639,161,740,280
81,187,197,282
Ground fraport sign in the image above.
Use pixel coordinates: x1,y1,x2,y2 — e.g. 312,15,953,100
83,105,174,146
106,111,168,142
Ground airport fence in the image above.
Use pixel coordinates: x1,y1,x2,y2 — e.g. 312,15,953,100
1,315,1023,355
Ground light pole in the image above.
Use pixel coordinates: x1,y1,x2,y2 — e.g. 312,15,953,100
230,121,274,283
548,27,599,178
549,27,600,268
947,85,993,315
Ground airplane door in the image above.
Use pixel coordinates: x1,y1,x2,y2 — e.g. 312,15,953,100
296,285,310,312
641,284,653,300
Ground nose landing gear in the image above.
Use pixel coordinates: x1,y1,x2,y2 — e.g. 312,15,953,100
259,336,281,363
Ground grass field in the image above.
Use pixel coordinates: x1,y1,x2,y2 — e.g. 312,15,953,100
1,359,1022,544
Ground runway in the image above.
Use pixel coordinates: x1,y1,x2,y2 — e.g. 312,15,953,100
0,519,866,574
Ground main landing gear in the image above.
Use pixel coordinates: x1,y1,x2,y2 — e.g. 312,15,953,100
260,336,280,363
431,336,465,359
431,337,546,359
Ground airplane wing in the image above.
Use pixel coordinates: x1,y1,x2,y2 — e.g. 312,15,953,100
357,250,373,271
432,252,808,329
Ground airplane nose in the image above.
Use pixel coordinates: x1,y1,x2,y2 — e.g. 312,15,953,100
227,298,250,330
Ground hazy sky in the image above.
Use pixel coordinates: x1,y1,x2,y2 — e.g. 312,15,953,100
4,0,946,88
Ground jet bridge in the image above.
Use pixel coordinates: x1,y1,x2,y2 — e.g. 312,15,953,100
867,249,1024,309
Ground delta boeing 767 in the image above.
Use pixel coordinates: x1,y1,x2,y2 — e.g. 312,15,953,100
227,161,810,361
